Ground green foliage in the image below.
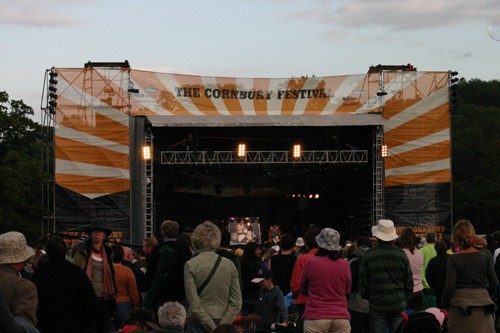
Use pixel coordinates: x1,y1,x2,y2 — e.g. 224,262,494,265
0,91,43,244
451,80,500,233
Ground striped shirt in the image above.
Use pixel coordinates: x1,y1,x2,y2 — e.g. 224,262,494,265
359,242,413,313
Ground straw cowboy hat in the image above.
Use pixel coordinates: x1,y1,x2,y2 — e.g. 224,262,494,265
0,231,35,264
372,219,399,242
83,220,112,237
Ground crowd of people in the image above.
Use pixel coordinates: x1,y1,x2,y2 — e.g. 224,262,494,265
1,218,499,333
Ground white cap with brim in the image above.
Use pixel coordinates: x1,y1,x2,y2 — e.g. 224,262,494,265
0,231,35,264
251,277,265,283
372,219,399,242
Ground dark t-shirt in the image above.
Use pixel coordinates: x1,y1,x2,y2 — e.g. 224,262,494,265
270,253,296,295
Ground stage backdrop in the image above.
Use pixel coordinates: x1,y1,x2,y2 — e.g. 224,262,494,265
52,67,451,240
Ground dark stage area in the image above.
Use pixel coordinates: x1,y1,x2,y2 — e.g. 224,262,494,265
151,126,375,241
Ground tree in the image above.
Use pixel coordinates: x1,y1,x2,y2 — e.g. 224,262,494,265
451,80,500,234
0,91,44,244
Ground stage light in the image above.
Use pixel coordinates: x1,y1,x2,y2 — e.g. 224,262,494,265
49,78,58,85
451,78,459,84
309,194,313,199
237,143,246,157
128,88,139,94
450,71,459,76
142,145,152,160
315,194,319,199
376,90,388,96
293,144,301,158
49,93,57,100
381,145,388,158
49,100,57,107
48,86,57,93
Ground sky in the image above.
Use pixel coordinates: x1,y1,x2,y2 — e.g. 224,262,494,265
1,0,500,120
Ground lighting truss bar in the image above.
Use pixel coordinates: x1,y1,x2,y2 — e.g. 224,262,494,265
84,60,130,68
160,150,368,165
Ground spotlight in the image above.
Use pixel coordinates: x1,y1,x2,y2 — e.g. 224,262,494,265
49,93,57,100
451,78,459,84
48,86,57,93
376,90,388,96
293,144,301,158
49,78,58,85
49,100,57,107
315,194,319,199
49,71,58,78
128,88,139,94
142,145,152,160
450,71,459,76
237,143,246,158
381,145,388,158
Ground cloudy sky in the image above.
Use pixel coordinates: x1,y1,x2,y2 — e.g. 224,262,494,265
1,0,499,119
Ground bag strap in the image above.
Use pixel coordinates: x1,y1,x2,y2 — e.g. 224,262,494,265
197,255,222,295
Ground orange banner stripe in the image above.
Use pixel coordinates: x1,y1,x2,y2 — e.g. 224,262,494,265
280,77,308,115
215,77,243,115
175,75,218,115
253,78,271,115
385,104,449,147
304,77,334,114
335,75,375,114
384,72,449,119
56,136,129,169
56,97,130,146
56,174,130,194
130,70,192,115
385,169,451,186
58,68,130,113
385,140,451,169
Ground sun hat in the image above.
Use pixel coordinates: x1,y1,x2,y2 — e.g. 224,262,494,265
372,219,399,242
83,220,112,237
295,237,305,247
251,268,273,283
315,228,341,251
0,231,35,264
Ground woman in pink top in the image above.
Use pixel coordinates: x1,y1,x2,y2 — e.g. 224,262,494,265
399,228,424,311
300,228,352,333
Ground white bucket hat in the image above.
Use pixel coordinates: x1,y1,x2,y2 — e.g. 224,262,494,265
0,231,35,264
315,228,341,251
295,237,305,247
372,219,399,242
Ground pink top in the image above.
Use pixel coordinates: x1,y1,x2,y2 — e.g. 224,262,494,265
299,255,351,320
403,248,424,292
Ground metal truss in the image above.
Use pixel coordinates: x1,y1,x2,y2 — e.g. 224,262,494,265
144,128,154,238
161,150,368,165
372,126,384,225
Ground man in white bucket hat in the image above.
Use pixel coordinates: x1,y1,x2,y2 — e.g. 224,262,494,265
359,219,413,333
0,231,38,330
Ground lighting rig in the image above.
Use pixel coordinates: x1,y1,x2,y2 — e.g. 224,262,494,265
48,68,58,114
449,71,459,112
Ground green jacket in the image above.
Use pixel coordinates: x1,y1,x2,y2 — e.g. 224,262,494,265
420,243,437,289
184,250,242,332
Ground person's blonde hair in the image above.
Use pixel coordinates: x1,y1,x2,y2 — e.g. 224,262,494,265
453,219,476,250
191,221,221,250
